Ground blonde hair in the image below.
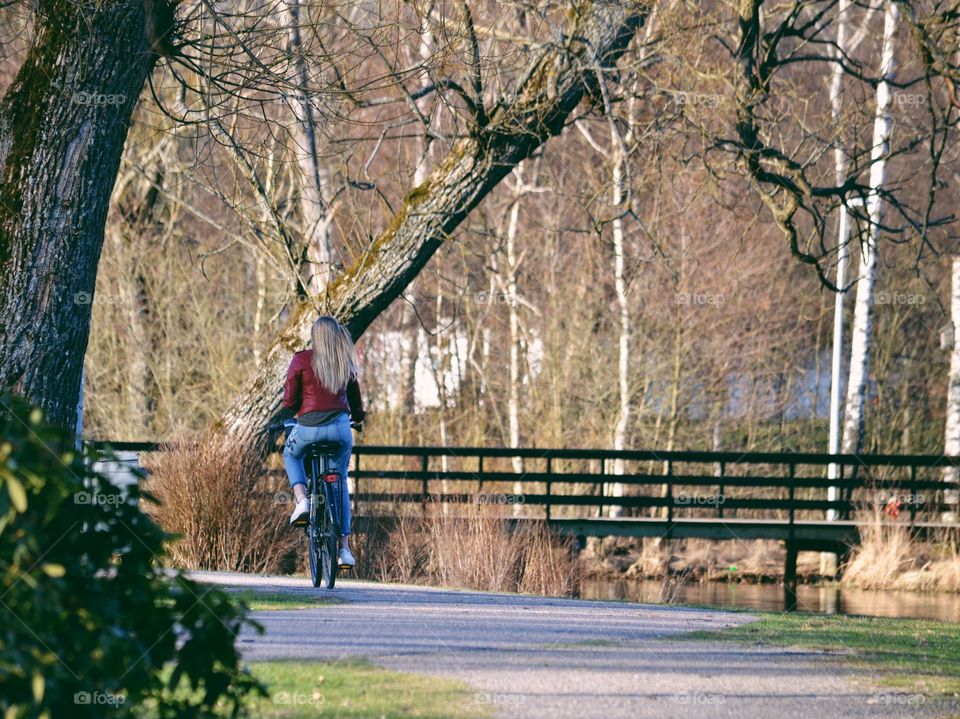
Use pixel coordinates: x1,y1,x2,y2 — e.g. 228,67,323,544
310,316,357,392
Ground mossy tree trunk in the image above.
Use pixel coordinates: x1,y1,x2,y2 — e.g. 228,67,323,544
0,0,168,427
221,0,649,447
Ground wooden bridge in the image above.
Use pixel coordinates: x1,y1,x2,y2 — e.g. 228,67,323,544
92,441,960,607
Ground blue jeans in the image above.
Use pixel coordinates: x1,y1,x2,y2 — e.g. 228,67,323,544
283,414,353,536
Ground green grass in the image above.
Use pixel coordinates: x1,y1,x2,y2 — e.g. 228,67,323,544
689,613,960,697
246,659,490,718
232,589,343,611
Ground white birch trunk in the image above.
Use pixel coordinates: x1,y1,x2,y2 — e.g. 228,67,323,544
943,256,960,521
253,252,267,367
505,168,525,513
826,0,853,537
286,0,336,295
840,0,899,458
608,139,629,517
398,2,437,416
507,177,523,473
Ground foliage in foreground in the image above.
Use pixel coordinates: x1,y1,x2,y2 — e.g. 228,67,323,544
0,394,264,717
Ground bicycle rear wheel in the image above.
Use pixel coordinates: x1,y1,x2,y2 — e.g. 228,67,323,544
318,483,338,588
307,479,323,588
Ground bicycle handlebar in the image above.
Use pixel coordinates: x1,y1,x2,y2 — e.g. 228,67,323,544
264,418,363,433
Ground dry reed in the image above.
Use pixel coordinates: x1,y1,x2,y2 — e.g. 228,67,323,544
143,431,299,573
354,502,580,597
843,520,960,592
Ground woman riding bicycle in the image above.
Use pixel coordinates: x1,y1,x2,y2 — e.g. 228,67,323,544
283,316,365,568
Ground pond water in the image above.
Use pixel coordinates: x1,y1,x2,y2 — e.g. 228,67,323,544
580,579,960,622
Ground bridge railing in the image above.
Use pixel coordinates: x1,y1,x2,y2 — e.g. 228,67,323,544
90,441,960,528
345,446,959,526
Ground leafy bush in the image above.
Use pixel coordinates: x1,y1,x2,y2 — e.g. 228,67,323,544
0,394,264,718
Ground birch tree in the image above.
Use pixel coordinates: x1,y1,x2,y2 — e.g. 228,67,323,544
944,256,960,522
841,1,901,458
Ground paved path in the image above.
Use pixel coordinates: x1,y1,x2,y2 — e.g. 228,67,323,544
192,571,953,719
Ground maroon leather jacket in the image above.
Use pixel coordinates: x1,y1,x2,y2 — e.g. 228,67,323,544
283,349,366,421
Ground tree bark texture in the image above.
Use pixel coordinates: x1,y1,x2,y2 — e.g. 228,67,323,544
0,0,165,427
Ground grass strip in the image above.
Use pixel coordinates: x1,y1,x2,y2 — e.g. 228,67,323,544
246,659,490,718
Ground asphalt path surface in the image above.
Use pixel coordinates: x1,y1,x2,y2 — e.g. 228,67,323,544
192,571,955,719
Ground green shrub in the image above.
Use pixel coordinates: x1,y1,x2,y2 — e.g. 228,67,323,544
0,394,264,718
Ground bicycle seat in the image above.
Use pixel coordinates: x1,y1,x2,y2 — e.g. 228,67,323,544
303,441,343,456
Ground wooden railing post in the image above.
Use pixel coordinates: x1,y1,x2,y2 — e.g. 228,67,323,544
718,461,725,519
666,460,674,527
788,462,796,527
421,453,429,513
909,465,917,526
354,451,360,517
599,457,605,517
785,461,798,611
546,456,552,522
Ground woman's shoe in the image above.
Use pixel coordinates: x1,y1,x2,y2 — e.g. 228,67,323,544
289,499,309,525
338,548,355,568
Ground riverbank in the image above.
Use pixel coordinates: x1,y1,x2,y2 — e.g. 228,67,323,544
585,531,960,593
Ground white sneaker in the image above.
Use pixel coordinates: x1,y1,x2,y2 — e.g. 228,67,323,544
289,499,309,525
338,548,355,568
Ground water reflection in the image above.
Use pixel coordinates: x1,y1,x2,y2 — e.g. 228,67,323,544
580,579,960,622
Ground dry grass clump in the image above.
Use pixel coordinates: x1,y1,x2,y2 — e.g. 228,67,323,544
354,503,579,597
843,522,960,592
143,431,298,573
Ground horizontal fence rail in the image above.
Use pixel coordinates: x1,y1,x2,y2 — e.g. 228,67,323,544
90,441,960,533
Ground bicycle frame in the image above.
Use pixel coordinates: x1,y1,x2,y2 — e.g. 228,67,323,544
305,448,343,538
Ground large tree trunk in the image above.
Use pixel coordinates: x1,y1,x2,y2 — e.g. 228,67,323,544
221,1,649,447
840,0,899,458
0,0,166,427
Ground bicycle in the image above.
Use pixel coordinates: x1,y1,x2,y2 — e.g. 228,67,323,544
270,418,361,589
